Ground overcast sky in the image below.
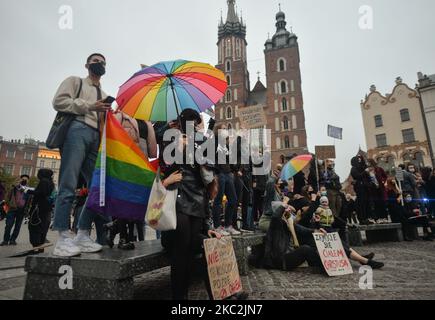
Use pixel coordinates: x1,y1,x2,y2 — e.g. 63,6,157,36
1,0,435,178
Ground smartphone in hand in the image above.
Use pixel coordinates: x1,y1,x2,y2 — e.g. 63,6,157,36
103,96,116,104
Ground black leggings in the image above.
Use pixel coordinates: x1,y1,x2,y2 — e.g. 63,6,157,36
283,245,322,270
163,213,203,300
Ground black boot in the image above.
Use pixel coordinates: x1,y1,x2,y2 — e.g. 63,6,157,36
363,252,375,260
118,238,135,250
367,259,384,269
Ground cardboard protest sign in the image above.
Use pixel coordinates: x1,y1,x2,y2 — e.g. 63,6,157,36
203,237,242,300
238,105,267,129
313,232,353,276
315,145,336,160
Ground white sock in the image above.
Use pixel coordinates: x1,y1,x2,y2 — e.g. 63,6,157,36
76,229,91,241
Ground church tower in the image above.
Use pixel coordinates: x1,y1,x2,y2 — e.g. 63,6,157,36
215,0,250,130
264,7,308,164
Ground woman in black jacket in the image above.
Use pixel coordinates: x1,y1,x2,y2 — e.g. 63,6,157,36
26,169,55,250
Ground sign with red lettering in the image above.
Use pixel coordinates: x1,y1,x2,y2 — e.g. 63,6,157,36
313,232,353,276
203,237,242,300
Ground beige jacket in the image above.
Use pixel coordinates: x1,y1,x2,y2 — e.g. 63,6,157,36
52,76,107,130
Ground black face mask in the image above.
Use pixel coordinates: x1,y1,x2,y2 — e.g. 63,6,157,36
21,180,27,186
88,62,106,76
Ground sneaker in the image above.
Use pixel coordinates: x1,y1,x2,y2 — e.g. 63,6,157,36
215,226,230,236
73,234,103,253
367,219,376,225
53,238,81,257
225,226,241,235
240,227,255,233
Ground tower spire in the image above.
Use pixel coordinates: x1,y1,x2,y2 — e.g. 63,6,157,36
226,0,239,23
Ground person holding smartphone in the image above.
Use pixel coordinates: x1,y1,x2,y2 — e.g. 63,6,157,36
51,53,112,257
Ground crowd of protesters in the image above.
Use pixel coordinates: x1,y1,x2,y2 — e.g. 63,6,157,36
1,52,435,301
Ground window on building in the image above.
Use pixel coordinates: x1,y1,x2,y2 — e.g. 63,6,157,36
6,150,15,159
3,164,14,175
52,161,56,169
226,90,232,103
236,39,241,57
400,109,410,122
403,153,412,164
24,152,33,160
402,128,415,143
284,136,290,149
40,160,45,168
280,155,285,164
278,58,286,72
283,116,289,130
374,115,383,128
280,81,287,94
376,134,387,147
226,106,233,120
292,115,297,129
276,137,281,149
21,166,32,176
290,80,295,92
226,60,231,72
226,75,231,86
227,123,232,130
282,98,287,111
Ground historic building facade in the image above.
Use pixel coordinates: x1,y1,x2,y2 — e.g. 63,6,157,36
360,78,432,172
417,72,435,166
214,0,308,165
0,138,38,177
36,146,61,186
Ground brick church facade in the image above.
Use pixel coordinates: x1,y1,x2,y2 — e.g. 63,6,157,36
214,0,308,165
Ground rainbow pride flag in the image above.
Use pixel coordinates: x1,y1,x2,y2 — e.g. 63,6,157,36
87,112,158,220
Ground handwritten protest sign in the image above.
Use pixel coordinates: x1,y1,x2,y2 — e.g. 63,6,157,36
315,145,336,160
238,105,267,129
313,232,353,276
203,237,242,300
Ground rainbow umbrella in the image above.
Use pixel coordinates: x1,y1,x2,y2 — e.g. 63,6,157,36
280,154,313,181
116,60,227,121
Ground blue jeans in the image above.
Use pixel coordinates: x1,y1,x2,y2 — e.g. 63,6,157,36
3,208,25,242
212,173,238,228
53,120,100,231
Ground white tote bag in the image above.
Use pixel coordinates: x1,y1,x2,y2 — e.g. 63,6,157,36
145,169,177,231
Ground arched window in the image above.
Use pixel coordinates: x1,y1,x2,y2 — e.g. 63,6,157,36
293,135,299,148
226,106,233,119
282,98,288,111
280,155,285,164
283,116,289,130
226,75,231,86
236,39,241,57
377,155,395,174
291,96,296,109
284,136,290,149
226,90,232,102
226,60,231,72
292,115,297,129
279,59,285,71
227,123,232,130
280,80,287,94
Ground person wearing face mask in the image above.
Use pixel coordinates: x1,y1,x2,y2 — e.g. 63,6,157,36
51,53,112,257
399,163,417,200
1,175,30,246
350,155,371,225
319,159,342,218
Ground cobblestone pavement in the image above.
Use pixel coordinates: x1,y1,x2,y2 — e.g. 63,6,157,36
1,219,435,300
